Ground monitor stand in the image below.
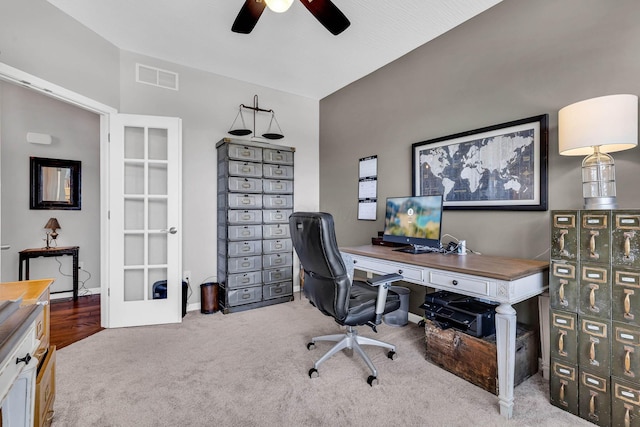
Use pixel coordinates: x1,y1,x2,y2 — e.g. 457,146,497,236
393,244,439,254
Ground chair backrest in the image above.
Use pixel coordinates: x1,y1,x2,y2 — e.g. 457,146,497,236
289,212,351,322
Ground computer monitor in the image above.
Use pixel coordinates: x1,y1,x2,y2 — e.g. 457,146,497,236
382,195,444,254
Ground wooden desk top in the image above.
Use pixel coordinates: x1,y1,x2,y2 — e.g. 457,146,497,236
0,279,55,304
19,246,79,255
341,245,549,282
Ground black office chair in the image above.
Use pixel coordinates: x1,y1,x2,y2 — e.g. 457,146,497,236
289,212,403,386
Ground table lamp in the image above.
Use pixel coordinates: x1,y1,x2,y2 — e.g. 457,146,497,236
558,94,638,209
44,217,61,248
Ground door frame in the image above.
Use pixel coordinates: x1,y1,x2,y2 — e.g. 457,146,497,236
0,62,117,327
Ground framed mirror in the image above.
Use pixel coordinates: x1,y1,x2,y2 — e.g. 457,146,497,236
30,157,81,210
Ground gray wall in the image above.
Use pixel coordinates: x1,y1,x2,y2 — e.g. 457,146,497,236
319,0,640,317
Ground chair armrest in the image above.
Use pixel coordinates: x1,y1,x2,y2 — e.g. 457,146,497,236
366,273,404,324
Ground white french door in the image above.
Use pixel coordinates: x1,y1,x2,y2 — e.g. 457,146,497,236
108,114,182,328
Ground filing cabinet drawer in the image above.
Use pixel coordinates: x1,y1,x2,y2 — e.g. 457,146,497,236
578,316,611,377
263,179,293,194
228,209,262,225
580,263,612,320
227,176,263,193
263,209,292,224
226,285,263,307
227,256,262,274
226,271,262,289
550,260,579,312
612,211,640,268
581,211,612,265
263,164,294,179
579,370,610,426
612,268,640,326
263,253,293,269
263,224,291,239
263,194,293,209
35,346,56,427
262,267,293,284
612,323,640,382
228,143,263,162
552,211,579,261
228,193,263,209
429,271,490,296
262,239,292,254
612,377,640,427
228,160,262,178
551,310,578,363
550,359,579,415
227,225,262,241
227,241,262,257
263,148,294,165
263,281,293,300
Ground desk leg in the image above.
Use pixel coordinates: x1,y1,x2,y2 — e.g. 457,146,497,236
495,303,517,419
72,249,79,301
537,292,550,380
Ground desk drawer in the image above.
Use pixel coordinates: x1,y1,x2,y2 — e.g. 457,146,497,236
35,346,56,427
429,271,490,295
350,256,424,283
0,323,37,403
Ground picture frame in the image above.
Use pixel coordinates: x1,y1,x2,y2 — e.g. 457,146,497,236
412,114,548,211
30,157,82,210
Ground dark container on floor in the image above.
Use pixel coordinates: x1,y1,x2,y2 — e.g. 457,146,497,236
152,280,189,317
201,282,219,314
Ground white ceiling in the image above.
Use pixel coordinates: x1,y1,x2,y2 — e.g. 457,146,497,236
47,0,502,100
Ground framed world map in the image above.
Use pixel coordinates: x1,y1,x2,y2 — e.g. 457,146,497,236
412,114,548,210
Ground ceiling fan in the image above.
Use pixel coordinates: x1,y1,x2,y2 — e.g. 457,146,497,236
232,0,351,36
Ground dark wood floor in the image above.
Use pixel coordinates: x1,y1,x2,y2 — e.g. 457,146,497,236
50,294,104,349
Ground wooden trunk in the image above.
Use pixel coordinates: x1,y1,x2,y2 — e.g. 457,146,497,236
424,319,538,395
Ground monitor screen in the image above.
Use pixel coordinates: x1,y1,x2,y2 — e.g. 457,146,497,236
382,195,443,252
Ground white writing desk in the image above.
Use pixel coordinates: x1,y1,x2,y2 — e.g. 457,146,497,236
341,245,549,419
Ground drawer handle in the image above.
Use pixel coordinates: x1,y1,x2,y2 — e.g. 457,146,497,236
16,353,32,365
589,231,600,260
589,393,597,420
624,231,635,261
558,331,566,356
625,348,632,374
558,280,567,306
558,229,568,254
398,269,403,275
589,285,599,312
559,381,566,402
589,341,597,364
625,291,634,319
452,280,458,286
625,408,631,427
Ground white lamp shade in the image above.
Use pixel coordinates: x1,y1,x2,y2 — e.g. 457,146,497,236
265,0,294,13
558,94,638,156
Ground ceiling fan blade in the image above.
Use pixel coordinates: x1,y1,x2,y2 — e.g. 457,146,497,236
232,0,267,34
299,0,350,35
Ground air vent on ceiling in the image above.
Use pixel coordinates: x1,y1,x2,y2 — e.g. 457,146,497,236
136,63,179,91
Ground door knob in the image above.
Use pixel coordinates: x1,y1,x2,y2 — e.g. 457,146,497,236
1,244,10,250
161,227,177,234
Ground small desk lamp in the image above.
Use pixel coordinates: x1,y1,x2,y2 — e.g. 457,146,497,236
558,94,638,209
44,218,61,249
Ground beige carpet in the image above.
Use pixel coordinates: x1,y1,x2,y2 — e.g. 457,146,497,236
53,300,590,426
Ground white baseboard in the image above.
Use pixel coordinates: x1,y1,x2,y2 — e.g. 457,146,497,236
50,287,101,301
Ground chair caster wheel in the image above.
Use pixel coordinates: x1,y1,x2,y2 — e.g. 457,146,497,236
306,342,315,350
387,350,397,360
309,368,319,378
367,375,378,386
418,319,425,327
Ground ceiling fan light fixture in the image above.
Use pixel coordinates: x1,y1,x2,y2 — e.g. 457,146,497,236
265,0,294,13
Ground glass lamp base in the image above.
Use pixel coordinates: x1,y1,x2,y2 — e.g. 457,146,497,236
584,196,618,210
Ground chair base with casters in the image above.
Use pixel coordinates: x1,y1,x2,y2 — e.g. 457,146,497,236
306,325,397,386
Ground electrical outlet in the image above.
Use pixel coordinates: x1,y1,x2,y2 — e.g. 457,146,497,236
183,270,191,282
79,261,84,270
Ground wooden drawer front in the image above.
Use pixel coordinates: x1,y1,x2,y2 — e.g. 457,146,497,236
612,323,640,382
227,286,262,307
551,310,578,363
263,209,292,224
578,317,611,377
263,179,293,194
227,256,262,274
263,224,291,240
350,256,423,283
227,241,262,258
227,177,262,193
33,308,48,362
226,271,262,289
263,253,292,269
228,209,262,225
263,164,293,180
263,194,293,210
580,264,612,320
581,211,612,265
262,267,293,285
263,281,293,300
612,268,640,326
263,148,293,165
228,193,262,209
262,239,292,254
227,225,262,241
579,370,611,426
228,160,262,178
552,211,579,261
612,377,640,427
35,346,56,427
550,359,579,415
429,271,490,296
228,144,262,162
613,212,640,268
550,261,579,312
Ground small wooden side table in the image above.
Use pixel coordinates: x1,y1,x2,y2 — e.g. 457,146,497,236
19,246,79,300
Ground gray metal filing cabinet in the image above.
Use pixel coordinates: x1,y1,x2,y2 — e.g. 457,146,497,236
216,138,294,313
549,210,640,426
